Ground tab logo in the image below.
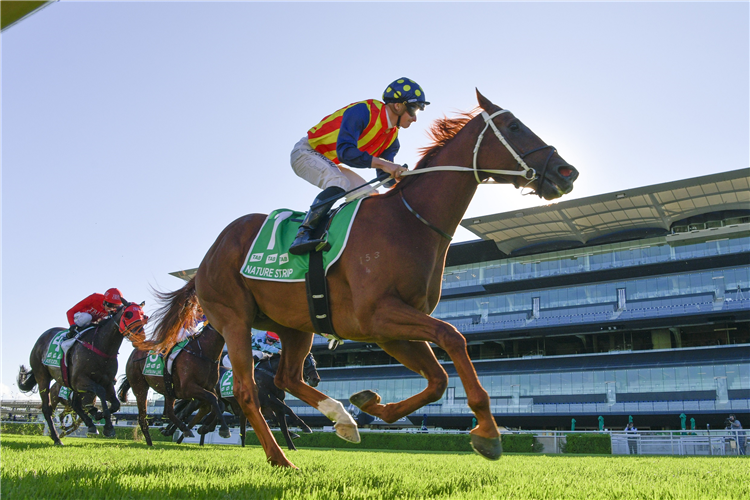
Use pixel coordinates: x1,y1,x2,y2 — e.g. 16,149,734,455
265,254,278,264
250,253,263,262
279,253,289,265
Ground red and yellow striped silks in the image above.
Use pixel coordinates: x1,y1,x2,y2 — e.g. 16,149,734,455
307,100,398,164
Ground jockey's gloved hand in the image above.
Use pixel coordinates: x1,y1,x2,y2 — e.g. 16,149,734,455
66,325,78,339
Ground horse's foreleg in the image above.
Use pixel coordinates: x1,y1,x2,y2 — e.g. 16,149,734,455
163,395,194,438
69,391,99,435
133,390,153,446
271,404,296,451
275,329,359,443
351,339,448,424
364,300,500,460
223,324,292,467
270,394,312,434
84,383,116,438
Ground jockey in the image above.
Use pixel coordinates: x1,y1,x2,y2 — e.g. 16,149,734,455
65,288,124,339
176,314,207,342
251,330,281,362
288,78,429,255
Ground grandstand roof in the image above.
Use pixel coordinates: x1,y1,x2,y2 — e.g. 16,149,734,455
1,1,54,32
461,168,750,255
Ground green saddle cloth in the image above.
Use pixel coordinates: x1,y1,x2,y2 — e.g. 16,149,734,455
143,338,191,376
219,370,233,398
240,199,363,282
42,330,68,368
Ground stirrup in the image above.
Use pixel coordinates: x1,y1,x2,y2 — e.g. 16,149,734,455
328,339,340,350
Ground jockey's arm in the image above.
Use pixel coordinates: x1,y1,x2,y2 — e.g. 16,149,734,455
336,104,405,180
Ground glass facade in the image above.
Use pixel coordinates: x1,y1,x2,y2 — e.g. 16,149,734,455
433,266,750,323
297,360,750,406
442,235,750,289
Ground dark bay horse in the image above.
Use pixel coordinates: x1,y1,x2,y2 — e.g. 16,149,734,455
174,352,320,449
17,300,147,445
118,323,230,446
136,90,579,467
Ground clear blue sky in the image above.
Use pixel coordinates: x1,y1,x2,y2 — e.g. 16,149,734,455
2,1,748,400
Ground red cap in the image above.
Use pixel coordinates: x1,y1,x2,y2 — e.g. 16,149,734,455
266,332,280,341
104,288,122,305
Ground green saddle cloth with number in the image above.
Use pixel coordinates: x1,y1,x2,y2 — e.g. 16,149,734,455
240,199,362,282
143,338,191,376
219,369,234,398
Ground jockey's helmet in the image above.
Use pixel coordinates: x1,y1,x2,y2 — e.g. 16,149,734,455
103,288,123,310
383,78,429,115
266,331,280,342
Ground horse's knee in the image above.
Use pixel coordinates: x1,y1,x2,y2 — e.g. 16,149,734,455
435,324,466,353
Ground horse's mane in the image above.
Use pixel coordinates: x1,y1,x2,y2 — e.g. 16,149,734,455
415,108,480,169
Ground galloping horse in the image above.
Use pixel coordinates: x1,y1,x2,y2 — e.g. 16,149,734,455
118,323,230,446
173,352,320,449
137,91,579,467
17,300,147,445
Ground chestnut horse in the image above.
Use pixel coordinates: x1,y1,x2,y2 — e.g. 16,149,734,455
17,300,147,445
137,90,579,467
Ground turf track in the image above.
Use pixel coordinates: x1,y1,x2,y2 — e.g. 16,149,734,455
1,435,746,499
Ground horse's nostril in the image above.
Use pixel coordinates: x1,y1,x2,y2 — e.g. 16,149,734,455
559,167,573,177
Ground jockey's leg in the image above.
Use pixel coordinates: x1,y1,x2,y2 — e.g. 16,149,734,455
289,186,346,255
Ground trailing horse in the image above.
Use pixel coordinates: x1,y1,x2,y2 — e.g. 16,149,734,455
17,300,147,445
136,90,579,467
118,323,229,446
173,352,320,449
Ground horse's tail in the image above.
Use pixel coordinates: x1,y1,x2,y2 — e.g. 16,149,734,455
17,365,38,393
133,277,201,353
117,377,131,403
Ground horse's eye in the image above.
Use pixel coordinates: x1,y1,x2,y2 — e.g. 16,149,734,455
509,122,520,132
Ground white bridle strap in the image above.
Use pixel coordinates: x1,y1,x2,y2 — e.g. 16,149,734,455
399,109,538,185
473,110,536,184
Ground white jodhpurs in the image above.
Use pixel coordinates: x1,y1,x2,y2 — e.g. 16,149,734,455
290,137,375,201
73,312,93,328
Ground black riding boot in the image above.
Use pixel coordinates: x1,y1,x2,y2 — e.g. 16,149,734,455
289,186,346,255
65,325,78,339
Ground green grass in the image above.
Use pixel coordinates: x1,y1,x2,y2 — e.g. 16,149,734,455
1,435,746,499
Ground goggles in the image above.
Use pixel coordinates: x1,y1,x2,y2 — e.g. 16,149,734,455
405,102,425,117
103,301,118,310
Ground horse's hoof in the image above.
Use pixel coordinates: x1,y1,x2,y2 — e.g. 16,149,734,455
176,435,185,444
184,429,194,438
94,412,104,421
159,428,170,436
349,390,379,410
334,423,360,443
54,441,64,447
104,427,116,438
219,428,231,439
290,432,300,440
470,434,502,461
302,427,313,434
87,426,99,435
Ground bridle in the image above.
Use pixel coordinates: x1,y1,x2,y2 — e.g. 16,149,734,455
471,109,557,193
395,108,558,240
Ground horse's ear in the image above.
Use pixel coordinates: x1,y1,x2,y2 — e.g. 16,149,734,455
120,297,130,307
476,88,495,111
140,301,145,307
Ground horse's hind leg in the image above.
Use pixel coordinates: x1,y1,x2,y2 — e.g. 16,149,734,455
274,328,359,443
39,382,64,445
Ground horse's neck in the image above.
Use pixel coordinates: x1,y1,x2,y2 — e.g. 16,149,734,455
89,320,124,355
398,119,483,240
